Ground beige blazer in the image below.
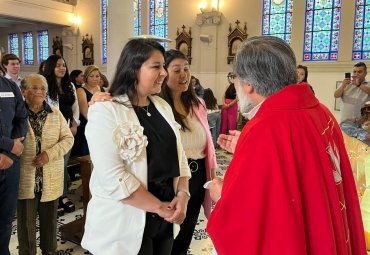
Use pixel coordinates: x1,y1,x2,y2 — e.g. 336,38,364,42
81,95,191,255
18,106,74,202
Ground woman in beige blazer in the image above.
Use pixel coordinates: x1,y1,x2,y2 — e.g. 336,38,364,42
17,74,73,255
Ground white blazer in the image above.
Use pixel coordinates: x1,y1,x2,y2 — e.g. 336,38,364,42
81,95,191,255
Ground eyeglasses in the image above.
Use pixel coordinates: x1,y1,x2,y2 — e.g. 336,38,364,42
228,73,236,79
29,87,46,93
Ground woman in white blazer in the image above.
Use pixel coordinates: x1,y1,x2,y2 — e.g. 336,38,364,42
81,39,191,255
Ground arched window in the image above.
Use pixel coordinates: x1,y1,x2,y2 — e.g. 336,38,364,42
101,0,108,64
8,33,19,57
134,0,141,36
37,30,49,63
303,0,342,61
23,31,34,65
262,0,294,44
149,0,168,46
352,1,370,60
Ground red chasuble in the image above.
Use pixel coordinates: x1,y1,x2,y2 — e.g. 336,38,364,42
207,84,366,255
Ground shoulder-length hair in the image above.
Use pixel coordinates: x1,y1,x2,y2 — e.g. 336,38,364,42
159,49,200,130
109,39,165,105
43,54,72,101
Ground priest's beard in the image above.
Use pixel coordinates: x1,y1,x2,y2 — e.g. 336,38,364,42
236,84,253,114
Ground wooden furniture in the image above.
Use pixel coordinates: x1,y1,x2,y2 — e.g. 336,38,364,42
82,34,94,66
52,36,63,57
227,20,248,64
59,155,92,244
175,25,192,64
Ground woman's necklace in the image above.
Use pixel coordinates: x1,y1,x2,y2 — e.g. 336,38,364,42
140,105,151,117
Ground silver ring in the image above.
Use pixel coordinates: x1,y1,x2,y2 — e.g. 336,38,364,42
189,161,198,173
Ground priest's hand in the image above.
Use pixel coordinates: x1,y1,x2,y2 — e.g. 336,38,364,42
217,130,240,154
209,177,223,203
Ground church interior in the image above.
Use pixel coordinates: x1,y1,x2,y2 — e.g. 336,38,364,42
1,0,370,254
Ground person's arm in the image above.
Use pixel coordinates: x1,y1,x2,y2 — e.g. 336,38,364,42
334,78,350,98
164,176,190,224
71,83,80,126
86,102,175,219
0,153,14,169
77,87,89,120
227,97,238,107
357,83,370,95
217,130,241,154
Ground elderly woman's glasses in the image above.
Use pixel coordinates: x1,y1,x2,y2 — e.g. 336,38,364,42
30,87,46,93
228,73,236,79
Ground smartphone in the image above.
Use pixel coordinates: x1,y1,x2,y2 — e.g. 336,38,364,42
345,72,351,79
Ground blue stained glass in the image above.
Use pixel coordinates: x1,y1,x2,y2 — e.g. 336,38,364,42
8,33,19,57
303,0,342,61
261,0,294,44
352,1,370,60
149,0,168,48
23,32,34,65
37,30,49,63
134,0,141,36
101,0,108,64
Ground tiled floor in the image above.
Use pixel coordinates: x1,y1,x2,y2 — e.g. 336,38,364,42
9,149,232,255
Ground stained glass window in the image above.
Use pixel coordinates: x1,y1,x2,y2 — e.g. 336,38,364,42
8,33,19,57
262,0,294,44
149,0,168,47
37,30,49,63
23,31,34,65
101,0,108,64
352,0,370,60
303,0,342,61
134,0,141,36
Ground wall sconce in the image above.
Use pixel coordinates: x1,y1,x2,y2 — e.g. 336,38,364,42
199,0,220,13
196,0,222,26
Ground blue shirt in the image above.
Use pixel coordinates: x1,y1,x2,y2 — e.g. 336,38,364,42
0,76,28,159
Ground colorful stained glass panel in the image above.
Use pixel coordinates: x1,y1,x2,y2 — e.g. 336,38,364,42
8,33,19,57
261,0,294,44
37,30,49,63
23,32,34,65
303,0,342,61
352,1,370,60
149,0,168,48
101,0,108,64
134,0,141,36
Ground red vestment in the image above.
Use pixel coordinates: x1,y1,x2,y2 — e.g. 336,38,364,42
207,84,366,255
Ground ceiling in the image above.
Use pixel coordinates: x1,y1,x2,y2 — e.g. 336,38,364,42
0,15,65,28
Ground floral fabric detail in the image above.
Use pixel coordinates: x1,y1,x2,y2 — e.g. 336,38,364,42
113,122,148,164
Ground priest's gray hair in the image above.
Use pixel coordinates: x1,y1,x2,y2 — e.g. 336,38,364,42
234,36,297,97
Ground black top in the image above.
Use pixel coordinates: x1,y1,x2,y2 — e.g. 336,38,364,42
134,100,179,201
58,84,76,127
225,83,237,100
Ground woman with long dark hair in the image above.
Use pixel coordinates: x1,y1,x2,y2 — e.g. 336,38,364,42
81,39,190,255
43,54,79,214
220,73,238,134
160,50,217,255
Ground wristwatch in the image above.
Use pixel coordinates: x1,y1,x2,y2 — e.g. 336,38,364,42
177,189,191,198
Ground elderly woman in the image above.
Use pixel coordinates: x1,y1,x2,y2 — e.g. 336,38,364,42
17,74,73,255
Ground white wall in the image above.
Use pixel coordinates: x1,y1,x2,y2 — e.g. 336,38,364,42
0,0,366,122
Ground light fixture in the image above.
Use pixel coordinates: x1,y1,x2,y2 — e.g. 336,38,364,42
199,0,220,13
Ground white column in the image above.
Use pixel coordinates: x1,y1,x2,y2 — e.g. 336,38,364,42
107,0,134,80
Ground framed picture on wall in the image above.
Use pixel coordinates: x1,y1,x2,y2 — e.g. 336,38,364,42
334,81,342,111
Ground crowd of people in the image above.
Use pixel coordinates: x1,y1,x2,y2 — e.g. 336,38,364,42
0,35,368,255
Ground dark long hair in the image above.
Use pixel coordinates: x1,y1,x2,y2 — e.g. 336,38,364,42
203,88,218,110
70,69,83,85
109,39,165,105
43,54,72,101
160,49,200,130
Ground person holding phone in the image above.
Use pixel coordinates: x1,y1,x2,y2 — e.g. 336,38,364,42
334,62,370,122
